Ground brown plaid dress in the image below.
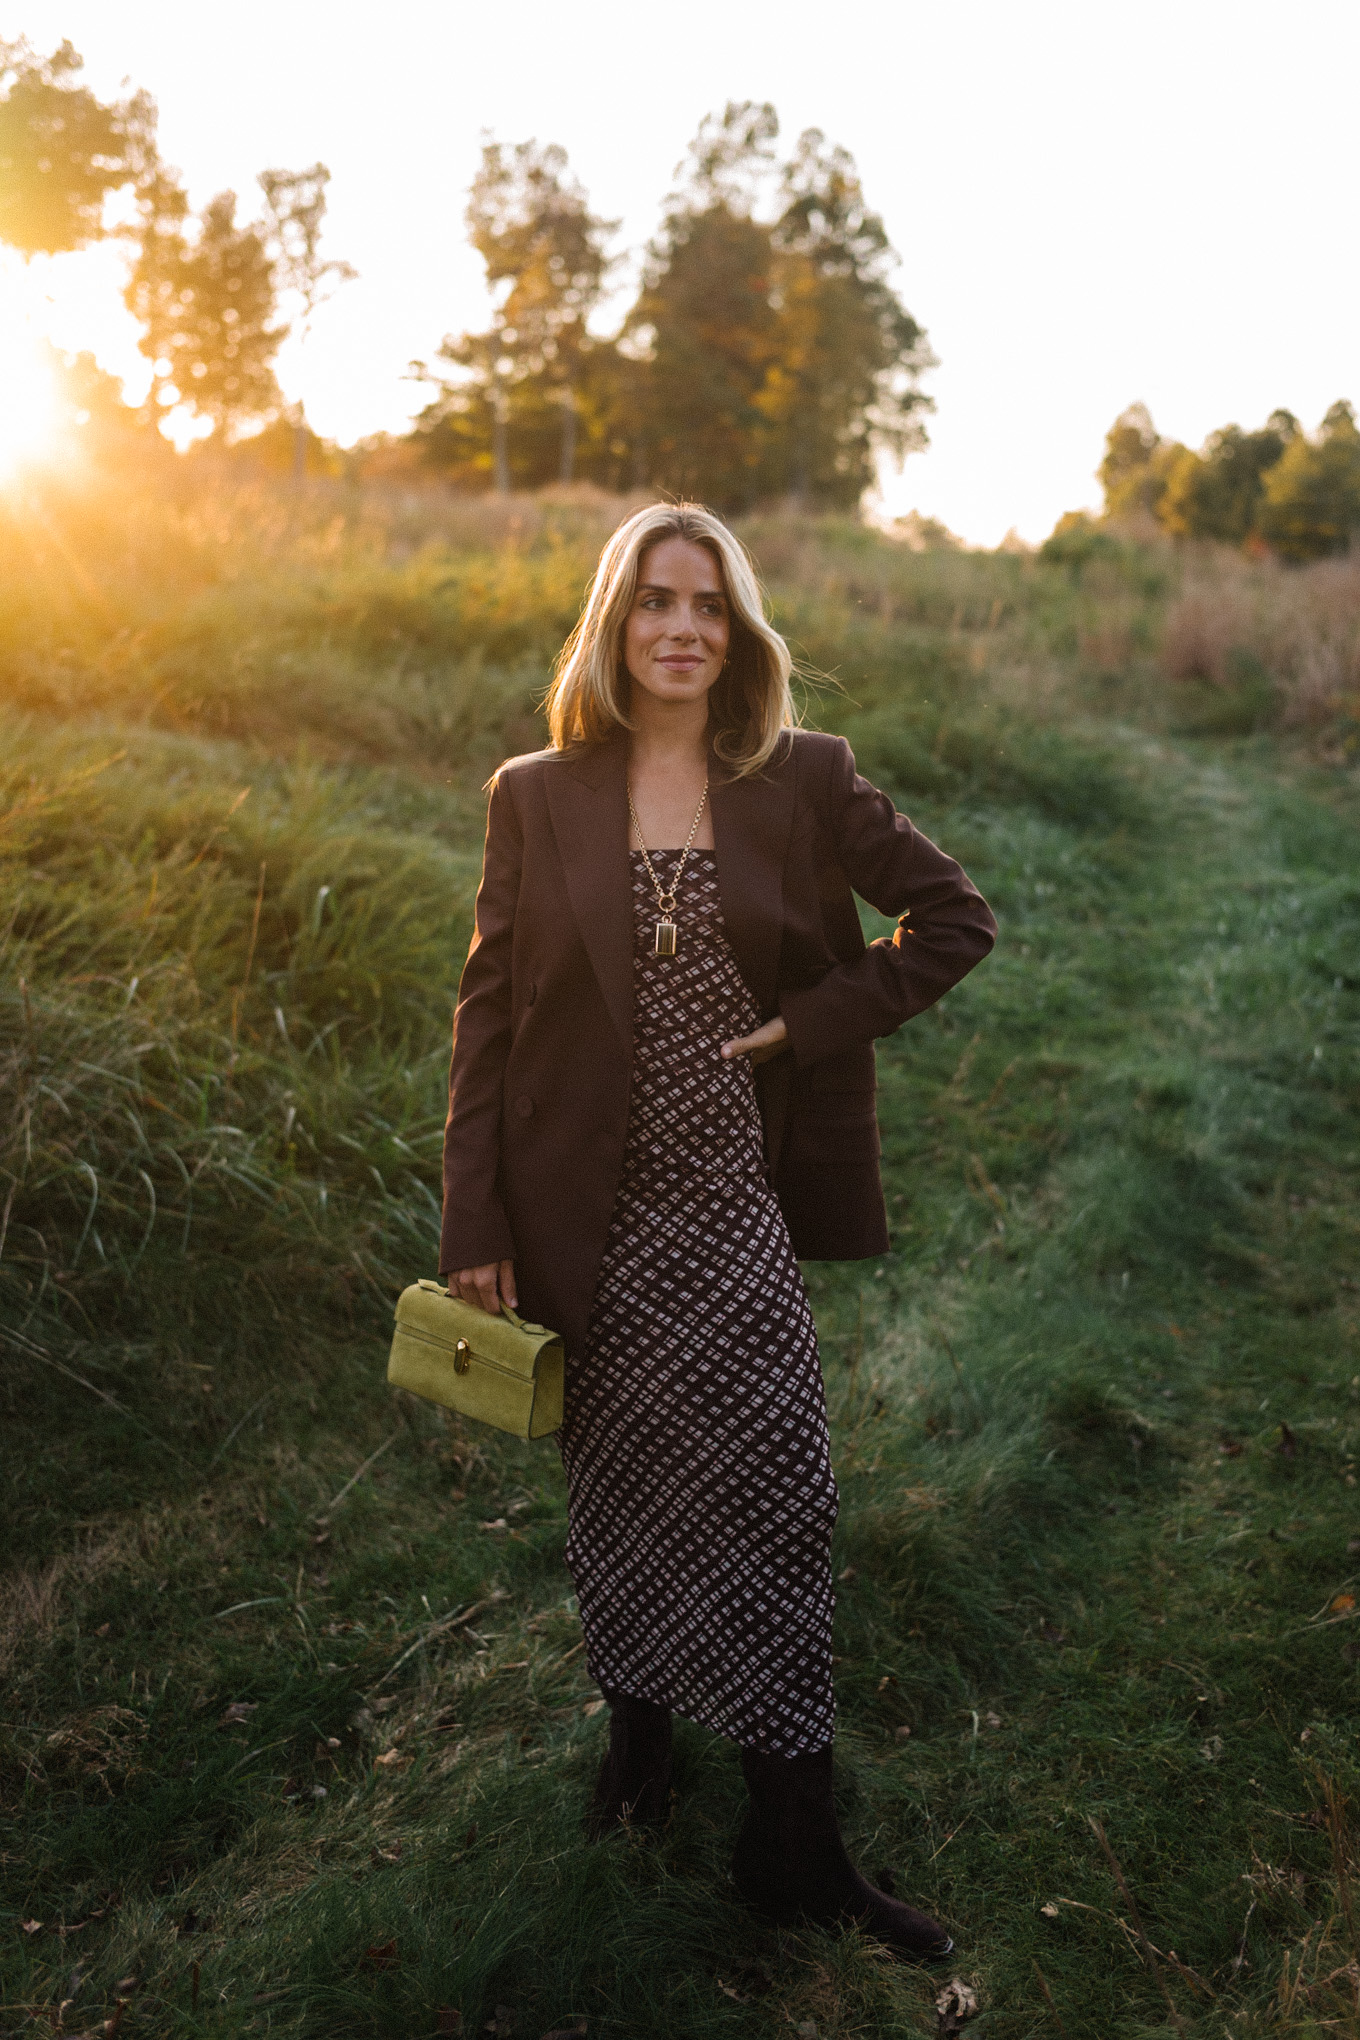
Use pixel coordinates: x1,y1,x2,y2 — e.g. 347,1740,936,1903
558,851,838,1755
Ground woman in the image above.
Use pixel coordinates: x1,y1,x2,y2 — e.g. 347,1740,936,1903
441,503,995,1961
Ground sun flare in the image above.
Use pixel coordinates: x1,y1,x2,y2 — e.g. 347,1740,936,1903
0,318,63,478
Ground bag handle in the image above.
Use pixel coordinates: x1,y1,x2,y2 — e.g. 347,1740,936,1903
417,1279,536,1334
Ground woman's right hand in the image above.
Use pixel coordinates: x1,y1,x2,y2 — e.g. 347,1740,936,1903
449,1260,517,1314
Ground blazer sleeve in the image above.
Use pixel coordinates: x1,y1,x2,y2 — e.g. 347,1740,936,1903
439,771,522,1274
778,736,997,1067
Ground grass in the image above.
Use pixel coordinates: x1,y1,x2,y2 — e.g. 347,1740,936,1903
2,469,1359,2038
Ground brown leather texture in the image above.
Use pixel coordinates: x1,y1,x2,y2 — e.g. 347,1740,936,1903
439,728,997,1357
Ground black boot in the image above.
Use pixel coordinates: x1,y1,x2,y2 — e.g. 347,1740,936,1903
587,1687,673,1837
732,1744,953,1962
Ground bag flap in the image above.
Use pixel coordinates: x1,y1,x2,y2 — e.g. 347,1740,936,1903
394,1281,562,1382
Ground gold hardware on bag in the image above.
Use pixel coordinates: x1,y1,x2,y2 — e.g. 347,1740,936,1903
454,1338,471,1373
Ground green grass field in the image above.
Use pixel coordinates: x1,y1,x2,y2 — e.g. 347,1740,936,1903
2,475,1359,2039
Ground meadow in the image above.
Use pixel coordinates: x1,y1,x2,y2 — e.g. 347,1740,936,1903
2,464,1359,2040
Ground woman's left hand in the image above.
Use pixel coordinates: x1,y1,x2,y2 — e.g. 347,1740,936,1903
721,1016,789,1065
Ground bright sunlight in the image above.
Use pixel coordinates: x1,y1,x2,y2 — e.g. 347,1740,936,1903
0,316,62,477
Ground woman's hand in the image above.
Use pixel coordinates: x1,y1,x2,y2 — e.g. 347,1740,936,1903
449,1259,517,1314
720,1016,789,1066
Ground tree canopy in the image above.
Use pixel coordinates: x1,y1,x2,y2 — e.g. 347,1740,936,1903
1095,400,1359,561
417,139,615,490
126,187,285,439
415,103,932,508
0,38,156,257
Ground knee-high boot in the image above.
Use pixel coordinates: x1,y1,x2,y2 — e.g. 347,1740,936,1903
587,1687,673,1836
732,1744,953,1962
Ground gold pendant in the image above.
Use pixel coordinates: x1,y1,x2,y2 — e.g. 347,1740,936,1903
655,919,677,957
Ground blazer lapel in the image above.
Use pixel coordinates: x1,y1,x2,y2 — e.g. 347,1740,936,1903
710,734,796,1018
543,735,634,1053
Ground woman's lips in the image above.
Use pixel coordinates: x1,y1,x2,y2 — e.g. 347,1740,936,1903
658,656,702,669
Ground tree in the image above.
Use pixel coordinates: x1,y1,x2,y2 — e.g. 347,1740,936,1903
1097,404,1187,524
626,103,784,507
126,187,284,441
1158,413,1296,544
1258,401,1360,562
257,162,355,474
411,104,932,506
764,127,933,505
0,37,156,257
627,103,931,508
415,139,615,490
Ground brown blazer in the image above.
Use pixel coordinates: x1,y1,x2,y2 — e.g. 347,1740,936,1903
440,728,996,1356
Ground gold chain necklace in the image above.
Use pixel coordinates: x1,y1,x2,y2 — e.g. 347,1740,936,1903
626,778,710,956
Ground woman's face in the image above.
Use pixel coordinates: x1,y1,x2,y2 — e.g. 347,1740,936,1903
622,538,732,710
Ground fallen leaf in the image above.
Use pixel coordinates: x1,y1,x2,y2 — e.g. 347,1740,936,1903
582,1698,606,1717
361,1939,398,1971
463,1823,479,1848
876,1674,898,1691
895,1724,913,1741
20,1919,43,1935
838,1565,856,1583
1200,1736,1224,1762
1219,1438,1246,1458
1333,1594,1356,1615
935,1977,980,2036
95,1622,112,1637
796,2026,819,2040
1280,1422,1298,1459
374,1748,410,1770
370,1842,403,1865
372,1696,398,1713
1040,1903,1060,1918
480,1518,508,1532
217,1701,258,1728
716,1979,750,2003
114,1976,138,1996
1166,1322,1185,1339
984,1711,1003,1729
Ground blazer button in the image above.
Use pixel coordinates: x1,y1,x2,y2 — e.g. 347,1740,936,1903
515,1095,534,1118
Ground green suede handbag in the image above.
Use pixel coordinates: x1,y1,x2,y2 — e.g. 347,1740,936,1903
387,1280,564,1440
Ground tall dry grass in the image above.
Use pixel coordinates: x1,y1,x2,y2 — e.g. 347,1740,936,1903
1162,546,1360,725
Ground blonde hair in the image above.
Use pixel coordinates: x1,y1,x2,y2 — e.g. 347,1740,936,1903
544,503,796,777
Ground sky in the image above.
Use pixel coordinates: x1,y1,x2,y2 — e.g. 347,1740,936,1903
6,0,1359,544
